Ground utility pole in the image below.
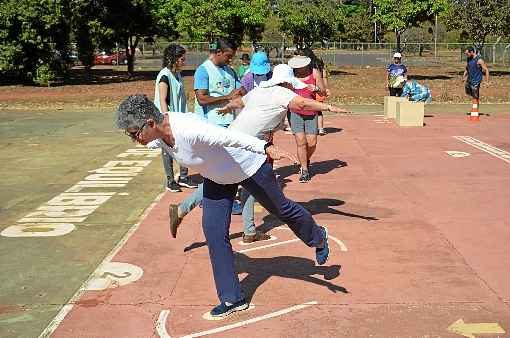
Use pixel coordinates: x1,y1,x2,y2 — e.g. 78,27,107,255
374,6,377,44
434,14,438,59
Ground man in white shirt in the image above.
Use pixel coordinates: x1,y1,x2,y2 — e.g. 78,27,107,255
116,94,331,320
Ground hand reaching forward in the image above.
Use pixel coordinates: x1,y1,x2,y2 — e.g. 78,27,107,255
265,145,298,164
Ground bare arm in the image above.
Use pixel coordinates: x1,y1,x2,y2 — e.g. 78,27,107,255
463,67,468,82
479,59,490,82
158,82,169,113
288,95,349,114
385,70,390,87
194,88,243,107
312,68,327,97
216,97,245,115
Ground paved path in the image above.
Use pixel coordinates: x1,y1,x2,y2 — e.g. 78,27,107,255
41,114,510,337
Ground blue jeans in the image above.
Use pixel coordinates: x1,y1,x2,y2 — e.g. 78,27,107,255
202,162,325,303
180,183,203,215
162,147,188,182
240,190,256,235
179,183,256,236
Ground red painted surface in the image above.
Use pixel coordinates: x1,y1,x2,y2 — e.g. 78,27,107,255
53,114,510,337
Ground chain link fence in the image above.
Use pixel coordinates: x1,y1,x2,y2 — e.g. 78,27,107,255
136,41,510,69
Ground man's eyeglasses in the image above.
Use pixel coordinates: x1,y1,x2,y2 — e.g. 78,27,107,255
125,122,146,141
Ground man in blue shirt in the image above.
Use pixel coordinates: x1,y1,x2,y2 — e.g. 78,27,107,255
194,38,242,128
463,46,490,102
386,52,408,97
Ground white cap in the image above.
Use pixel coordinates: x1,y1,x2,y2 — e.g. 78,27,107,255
288,55,311,69
393,52,402,58
258,64,307,89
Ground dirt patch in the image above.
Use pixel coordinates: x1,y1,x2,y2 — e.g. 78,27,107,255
1,66,508,112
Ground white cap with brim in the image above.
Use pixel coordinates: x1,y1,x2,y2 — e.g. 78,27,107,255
393,52,402,58
288,55,311,69
259,64,307,89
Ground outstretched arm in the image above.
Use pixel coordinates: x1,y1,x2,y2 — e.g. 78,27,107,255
289,95,350,114
217,97,245,115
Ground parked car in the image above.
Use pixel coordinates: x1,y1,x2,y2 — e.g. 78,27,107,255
94,51,128,65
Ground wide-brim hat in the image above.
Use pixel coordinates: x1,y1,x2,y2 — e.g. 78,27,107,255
288,55,311,69
259,64,307,89
250,51,271,75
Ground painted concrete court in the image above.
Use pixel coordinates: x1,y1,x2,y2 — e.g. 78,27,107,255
1,109,510,337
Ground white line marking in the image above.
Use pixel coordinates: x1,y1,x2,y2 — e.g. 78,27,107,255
445,151,471,158
454,136,510,164
155,301,317,338
237,239,300,253
38,191,166,338
274,226,348,252
157,310,171,338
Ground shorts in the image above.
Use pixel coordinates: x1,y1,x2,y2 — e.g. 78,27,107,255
389,87,403,96
289,111,318,135
465,83,480,99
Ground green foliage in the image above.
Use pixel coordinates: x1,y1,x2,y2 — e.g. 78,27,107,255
443,0,510,48
0,0,71,81
34,63,56,86
372,0,447,50
336,4,373,42
276,0,342,47
167,0,269,43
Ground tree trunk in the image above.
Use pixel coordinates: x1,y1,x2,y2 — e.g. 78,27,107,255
396,30,401,52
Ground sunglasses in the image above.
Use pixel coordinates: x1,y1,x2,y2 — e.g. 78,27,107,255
124,121,147,142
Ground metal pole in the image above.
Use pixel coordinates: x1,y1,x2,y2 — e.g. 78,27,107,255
374,6,377,43
434,14,438,59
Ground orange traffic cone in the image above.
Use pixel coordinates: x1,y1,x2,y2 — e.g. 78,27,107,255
469,99,480,122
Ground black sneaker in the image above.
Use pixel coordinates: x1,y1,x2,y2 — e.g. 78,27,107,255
299,169,311,183
178,177,198,189
209,299,249,319
166,181,182,192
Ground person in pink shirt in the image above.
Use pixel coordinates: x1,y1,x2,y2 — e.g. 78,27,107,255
288,55,327,183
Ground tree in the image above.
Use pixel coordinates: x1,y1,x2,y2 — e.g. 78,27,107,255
168,0,269,44
0,0,72,83
443,0,510,50
336,3,374,42
372,0,447,51
70,0,106,74
97,0,160,74
275,0,342,48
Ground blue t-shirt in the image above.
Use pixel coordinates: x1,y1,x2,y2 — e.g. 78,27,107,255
387,63,407,77
193,64,241,91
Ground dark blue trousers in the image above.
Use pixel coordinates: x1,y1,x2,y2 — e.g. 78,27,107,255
202,162,324,303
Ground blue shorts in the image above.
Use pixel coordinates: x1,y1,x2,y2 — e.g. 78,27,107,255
288,111,318,135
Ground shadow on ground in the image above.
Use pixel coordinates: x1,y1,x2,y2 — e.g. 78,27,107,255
235,253,348,302
183,197,377,253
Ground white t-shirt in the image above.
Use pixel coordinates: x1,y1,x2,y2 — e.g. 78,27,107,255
229,85,297,138
150,113,267,185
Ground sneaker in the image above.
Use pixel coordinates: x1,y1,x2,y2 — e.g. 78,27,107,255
315,226,330,265
243,230,271,243
178,177,198,189
231,200,242,215
298,169,311,183
209,299,249,319
318,128,326,136
168,204,183,238
166,181,182,192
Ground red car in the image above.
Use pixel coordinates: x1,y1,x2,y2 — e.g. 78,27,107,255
94,51,128,65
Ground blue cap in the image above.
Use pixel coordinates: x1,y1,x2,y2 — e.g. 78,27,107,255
250,52,271,75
